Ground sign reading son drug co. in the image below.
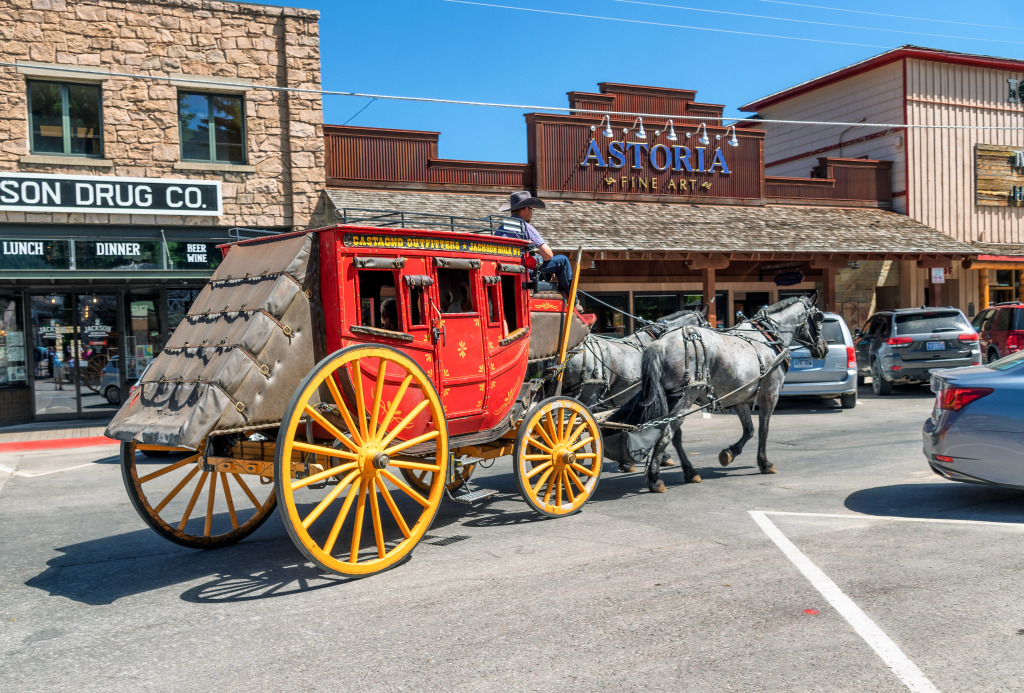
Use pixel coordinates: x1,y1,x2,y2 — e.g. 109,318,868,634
0,172,222,216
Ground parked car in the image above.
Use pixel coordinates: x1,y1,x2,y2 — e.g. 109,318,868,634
971,301,1024,364
855,307,981,395
100,358,148,406
923,350,1024,489
781,312,857,408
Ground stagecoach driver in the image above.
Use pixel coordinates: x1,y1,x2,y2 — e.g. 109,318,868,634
496,191,574,297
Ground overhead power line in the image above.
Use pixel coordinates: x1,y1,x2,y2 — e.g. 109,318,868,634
441,0,892,49
754,0,1024,32
612,0,1024,45
1,61,1022,132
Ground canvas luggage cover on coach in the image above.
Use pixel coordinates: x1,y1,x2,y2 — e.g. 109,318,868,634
106,232,324,450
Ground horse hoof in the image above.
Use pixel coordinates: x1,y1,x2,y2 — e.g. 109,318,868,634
689,474,702,483
762,466,777,474
660,458,677,467
619,463,635,473
650,481,667,493
719,450,733,467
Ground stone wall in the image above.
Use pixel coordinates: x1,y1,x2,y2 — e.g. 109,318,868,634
834,260,901,329
0,0,324,230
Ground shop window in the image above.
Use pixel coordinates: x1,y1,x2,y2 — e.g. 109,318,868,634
634,293,679,324
357,269,400,330
500,275,521,332
27,80,103,157
437,268,475,313
0,294,27,388
178,91,246,164
580,292,627,337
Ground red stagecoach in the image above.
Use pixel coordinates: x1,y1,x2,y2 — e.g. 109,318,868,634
107,212,602,576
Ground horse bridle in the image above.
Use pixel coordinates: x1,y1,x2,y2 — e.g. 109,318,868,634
750,304,825,354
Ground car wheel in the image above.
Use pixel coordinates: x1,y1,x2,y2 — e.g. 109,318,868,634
104,385,121,405
871,359,893,396
840,391,857,409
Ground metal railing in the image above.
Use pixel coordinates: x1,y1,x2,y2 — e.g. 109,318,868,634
334,208,520,237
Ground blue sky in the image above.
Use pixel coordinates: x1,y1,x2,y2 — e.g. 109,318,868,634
264,0,1022,163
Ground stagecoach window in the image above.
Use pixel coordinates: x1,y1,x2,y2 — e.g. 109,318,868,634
500,275,521,332
357,269,400,330
486,284,501,325
437,268,475,314
409,286,426,327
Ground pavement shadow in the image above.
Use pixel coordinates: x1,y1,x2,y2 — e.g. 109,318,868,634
844,482,1024,524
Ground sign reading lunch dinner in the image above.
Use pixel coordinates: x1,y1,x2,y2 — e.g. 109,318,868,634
0,172,222,216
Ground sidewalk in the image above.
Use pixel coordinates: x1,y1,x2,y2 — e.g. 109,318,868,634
0,419,116,452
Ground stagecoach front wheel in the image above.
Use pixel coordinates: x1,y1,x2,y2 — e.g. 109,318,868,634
275,345,449,577
121,440,277,549
513,397,603,517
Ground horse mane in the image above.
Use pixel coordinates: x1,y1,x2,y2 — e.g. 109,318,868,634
758,296,804,316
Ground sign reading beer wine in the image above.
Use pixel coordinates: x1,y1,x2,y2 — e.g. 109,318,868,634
528,113,764,201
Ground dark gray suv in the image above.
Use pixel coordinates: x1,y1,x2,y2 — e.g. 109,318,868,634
854,307,981,395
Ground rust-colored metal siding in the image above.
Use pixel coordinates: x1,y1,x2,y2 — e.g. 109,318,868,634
325,130,435,182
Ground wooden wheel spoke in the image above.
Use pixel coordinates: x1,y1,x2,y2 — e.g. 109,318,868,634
324,374,364,447
568,435,595,453
368,483,386,559
177,471,210,531
304,404,360,454
153,466,200,513
323,478,363,555
292,461,358,491
292,440,359,461
375,477,411,539
525,461,552,480
531,466,554,498
383,428,439,457
139,454,200,483
350,482,369,563
570,462,598,478
379,399,431,449
387,458,441,473
522,453,552,461
566,421,588,447
543,471,556,506
221,474,239,530
349,358,370,441
381,469,430,507
536,413,557,448
368,358,388,438
525,436,553,454
302,470,359,529
204,471,218,537
231,472,261,508
562,411,578,442
575,453,598,459
567,468,587,494
377,374,414,439
558,472,567,506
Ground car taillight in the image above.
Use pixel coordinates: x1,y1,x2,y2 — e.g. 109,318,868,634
846,346,856,369
958,332,978,342
886,336,913,346
938,386,993,411
1008,333,1020,352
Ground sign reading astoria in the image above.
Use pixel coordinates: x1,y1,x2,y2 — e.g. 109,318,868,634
527,112,765,202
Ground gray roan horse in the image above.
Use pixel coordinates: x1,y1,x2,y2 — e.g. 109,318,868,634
558,306,710,471
637,294,828,492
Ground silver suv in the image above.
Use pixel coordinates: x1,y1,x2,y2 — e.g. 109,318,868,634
854,307,981,395
781,312,857,408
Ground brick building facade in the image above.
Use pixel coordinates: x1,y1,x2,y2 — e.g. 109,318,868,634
0,0,325,424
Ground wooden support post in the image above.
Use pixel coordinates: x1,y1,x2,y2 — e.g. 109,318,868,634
702,267,717,327
979,269,989,309
822,266,836,312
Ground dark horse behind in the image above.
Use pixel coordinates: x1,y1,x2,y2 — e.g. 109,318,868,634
637,294,828,492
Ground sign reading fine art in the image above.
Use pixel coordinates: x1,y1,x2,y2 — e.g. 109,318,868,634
975,145,1024,207
0,172,222,216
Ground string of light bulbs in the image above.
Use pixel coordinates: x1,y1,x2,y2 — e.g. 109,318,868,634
1,60,1021,132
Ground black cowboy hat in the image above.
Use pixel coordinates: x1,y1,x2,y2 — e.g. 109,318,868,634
499,190,546,212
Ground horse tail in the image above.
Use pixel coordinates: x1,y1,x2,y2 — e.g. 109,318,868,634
639,345,669,421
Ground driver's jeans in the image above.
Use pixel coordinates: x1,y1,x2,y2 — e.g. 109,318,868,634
537,255,573,295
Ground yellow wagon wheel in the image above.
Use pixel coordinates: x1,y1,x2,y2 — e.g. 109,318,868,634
400,461,476,494
121,440,277,549
513,397,603,517
275,344,449,577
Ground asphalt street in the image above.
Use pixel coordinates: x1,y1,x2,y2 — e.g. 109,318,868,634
2,384,1022,692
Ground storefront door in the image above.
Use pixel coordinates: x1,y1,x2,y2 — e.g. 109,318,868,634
29,293,122,418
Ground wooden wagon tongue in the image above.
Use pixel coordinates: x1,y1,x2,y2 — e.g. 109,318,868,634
105,232,324,450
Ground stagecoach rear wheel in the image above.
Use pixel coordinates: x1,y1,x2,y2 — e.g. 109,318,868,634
275,345,449,577
121,440,277,549
513,397,603,517
399,461,476,494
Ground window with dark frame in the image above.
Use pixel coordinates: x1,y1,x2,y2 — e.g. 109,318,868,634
177,91,246,164
499,275,521,332
357,269,400,330
27,80,103,157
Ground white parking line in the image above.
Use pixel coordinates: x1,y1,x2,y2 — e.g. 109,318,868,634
0,462,98,478
765,510,1024,529
749,510,940,693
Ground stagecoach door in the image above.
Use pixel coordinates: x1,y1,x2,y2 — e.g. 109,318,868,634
434,265,486,419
